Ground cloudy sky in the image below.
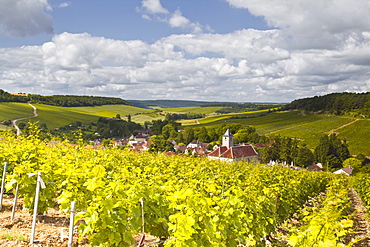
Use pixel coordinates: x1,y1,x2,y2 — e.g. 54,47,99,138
1,0,370,103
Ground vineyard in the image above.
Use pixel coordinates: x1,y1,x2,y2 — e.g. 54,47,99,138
0,127,369,246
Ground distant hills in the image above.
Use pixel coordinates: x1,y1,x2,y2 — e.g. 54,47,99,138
128,100,284,109
128,100,221,108
1,89,370,114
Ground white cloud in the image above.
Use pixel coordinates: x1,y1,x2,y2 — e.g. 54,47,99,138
168,9,189,28
0,0,53,37
1,26,370,102
138,1,211,34
58,2,70,8
141,0,169,14
226,0,370,49
168,9,204,34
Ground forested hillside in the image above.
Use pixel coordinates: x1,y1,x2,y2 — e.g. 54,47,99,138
282,92,370,116
0,89,130,107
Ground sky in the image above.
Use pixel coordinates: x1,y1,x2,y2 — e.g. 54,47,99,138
1,0,370,103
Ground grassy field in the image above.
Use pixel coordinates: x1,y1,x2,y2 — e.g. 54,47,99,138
270,115,354,148
69,105,153,116
337,119,370,155
163,106,223,114
0,103,35,121
184,110,369,155
18,104,101,129
15,104,157,128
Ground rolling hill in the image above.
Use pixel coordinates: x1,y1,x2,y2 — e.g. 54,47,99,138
1,91,369,156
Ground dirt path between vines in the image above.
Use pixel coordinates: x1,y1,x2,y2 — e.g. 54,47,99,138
328,118,360,135
11,102,38,136
344,188,370,246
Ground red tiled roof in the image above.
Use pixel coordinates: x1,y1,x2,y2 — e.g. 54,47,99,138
142,141,152,147
342,166,354,175
308,164,323,171
208,146,228,157
174,145,187,152
220,145,258,159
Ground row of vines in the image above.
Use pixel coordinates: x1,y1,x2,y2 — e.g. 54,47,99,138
0,127,368,246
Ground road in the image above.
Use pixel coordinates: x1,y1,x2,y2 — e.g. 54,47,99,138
11,102,38,136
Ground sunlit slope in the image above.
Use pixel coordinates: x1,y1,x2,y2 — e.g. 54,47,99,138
0,102,35,121
337,119,370,155
163,106,223,114
15,104,154,128
186,110,369,155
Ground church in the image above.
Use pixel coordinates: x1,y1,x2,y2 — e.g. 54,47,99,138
208,129,260,163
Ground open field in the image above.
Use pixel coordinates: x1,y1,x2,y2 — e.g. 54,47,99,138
0,103,34,121
162,106,223,114
269,115,355,148
14,104,156,128
184,110,369,155
337,119,370,155
131,113,164,124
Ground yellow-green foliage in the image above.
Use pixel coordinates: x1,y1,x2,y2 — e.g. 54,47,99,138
287,177,353,247
0,130,338,247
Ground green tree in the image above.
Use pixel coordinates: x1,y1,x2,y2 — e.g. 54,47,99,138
296,145,314,167
148,135,174,153
343,158,362,174
315,134,350,170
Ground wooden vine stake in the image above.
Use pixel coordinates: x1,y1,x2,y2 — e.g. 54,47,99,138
68,201,76,247
0,162,8,210
11,183,19,221
29,172,46,244
137,197,145,247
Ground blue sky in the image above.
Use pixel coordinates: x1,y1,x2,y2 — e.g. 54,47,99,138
1,0,370,103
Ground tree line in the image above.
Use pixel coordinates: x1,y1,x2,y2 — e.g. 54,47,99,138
282,92,370,116
0,89,130,107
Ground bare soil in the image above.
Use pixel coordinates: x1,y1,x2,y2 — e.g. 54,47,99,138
0,195,87,246
344,188,370,246
0,195,160,246
0,189,369,246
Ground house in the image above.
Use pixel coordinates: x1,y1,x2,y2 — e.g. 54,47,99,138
208,129,259,163
187,140,209,149
135,134,149,142
307,163,323,172
185,146,209,156
174,145,187,153
142,141,152,151
334,166,354,176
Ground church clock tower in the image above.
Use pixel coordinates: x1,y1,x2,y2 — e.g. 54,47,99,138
222,129,234,149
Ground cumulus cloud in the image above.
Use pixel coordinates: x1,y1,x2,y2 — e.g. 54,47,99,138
168,9,204,34
226,0,370,49
0,0,53,37
141,0,169,14
1,29,370,102
138,0,211,34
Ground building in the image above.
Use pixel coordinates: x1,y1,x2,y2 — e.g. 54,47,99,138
208,129,259,163
334,166,354,176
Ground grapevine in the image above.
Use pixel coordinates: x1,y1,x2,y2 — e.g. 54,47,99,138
0,130,341,246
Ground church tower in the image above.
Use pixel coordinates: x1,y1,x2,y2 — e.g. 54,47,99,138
222,129,234,149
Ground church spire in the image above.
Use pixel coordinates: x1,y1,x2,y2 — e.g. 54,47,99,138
222,129,234,149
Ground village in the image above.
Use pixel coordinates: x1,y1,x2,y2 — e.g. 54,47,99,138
91,129,355,176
